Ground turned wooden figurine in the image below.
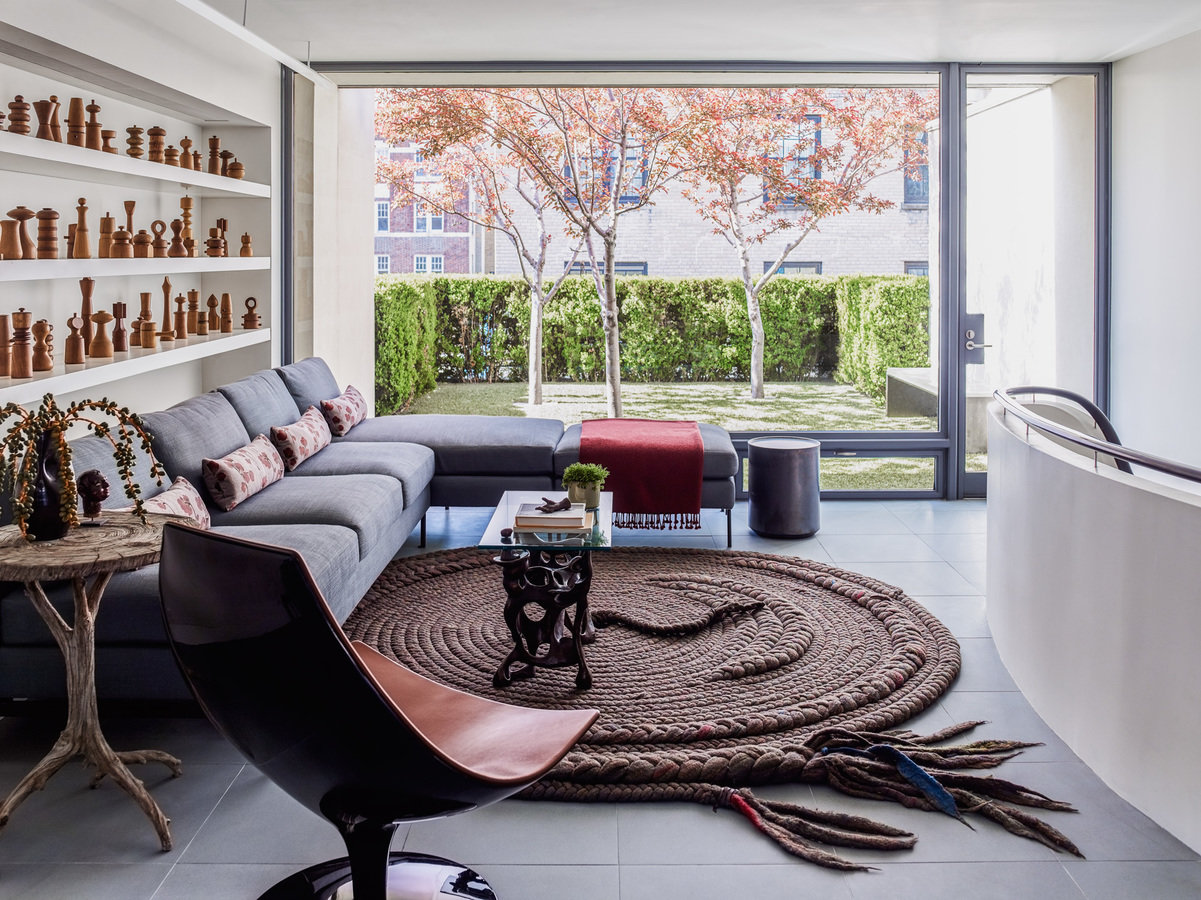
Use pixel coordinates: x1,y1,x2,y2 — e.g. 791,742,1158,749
220,292,234,333
158,277,175,343
112,301,128,352
0,314,10,375
66,97,85,146
7,95,30,135
31,319,53,371
124,200,136,236
241,297,261,329
151,220,169,258
173,294,188,340
164,145,180,166
101,129,117,153
79,277,95,354
126,125,144,158
205,227,224,258
179,196,195,256
0,219,22,260
32,99,54,140
132,229,152,259
35,208,59,259
97,212,115,259
240,232,253,257
84,100,102,151
207,135,221,174
191,149,202,170
72,198,91,259
206,293,219,331
147,126,166,163
140,319,158,349
10,308,33,379
167,219,187,258
131,291,153,347
179,137,193,170
219,149,234,177
65,314,85,365
186,289,200,334
7,207,36,260
88,310,114,358
65,224,75,259
49,96,62,141
227,158,245,180
110,227,133,259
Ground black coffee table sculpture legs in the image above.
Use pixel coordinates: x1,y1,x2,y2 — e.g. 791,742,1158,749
493,548,597,689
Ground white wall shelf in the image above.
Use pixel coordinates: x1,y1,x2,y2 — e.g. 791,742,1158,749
0,130,269,198
0,256,269,283
0,328,271,405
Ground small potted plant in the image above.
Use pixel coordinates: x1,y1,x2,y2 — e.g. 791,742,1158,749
561,461,609,509
1,393,163,541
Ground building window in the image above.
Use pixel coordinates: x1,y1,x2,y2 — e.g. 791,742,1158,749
376,200,390,233
376,254,390,275
769,114,822,208
566,260,648,276
414,203,443,233
619,143,648,203
765,260,822,275
905,261,929,276
414,254,444,274
903,132,930,207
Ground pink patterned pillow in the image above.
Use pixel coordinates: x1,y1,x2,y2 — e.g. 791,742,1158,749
117,476,212,530
202,434,285,511
320,385,367,436
270,406,332,471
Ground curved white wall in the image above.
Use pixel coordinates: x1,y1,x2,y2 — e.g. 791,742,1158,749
987,404,1201,853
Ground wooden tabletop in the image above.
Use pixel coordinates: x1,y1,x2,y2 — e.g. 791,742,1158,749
0,512,182,582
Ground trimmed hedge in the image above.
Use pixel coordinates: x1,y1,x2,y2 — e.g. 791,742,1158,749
374,273,927,407
374,277,437,415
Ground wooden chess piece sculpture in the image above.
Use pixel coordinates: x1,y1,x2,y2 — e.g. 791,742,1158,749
35,208,59,259
167,219,186,258
72,198,91,259
220,292,234,333
140,320,158,349
132,229,152,259
32,99,53,140
206,293,219,331
48,96,62,142
65,224,75,259
131,291,153,347
126,125,143,158
174,295,188,340
207,135,221,174
85,100,102,151
101,129,117,153
65,315,85,365
219,149,234,177
7,207,36,260
179,136,193,170
112,301,128,352
79,277,95,354
10,308,33,379
151,220,169,258
191,149,202,170
186,289,200,334
147,126,166,163
241,297,261,329
227,158,245,180
240,232,253,257
66,97,85,146
124,200,136,236
164,145,180,166
0,219,23,260
110,228,133,259
193,291,208,335
158,276,175,343
7,95,30,135
0,314,10,375
179,196,195,257
88,310,114,358
97,212,115,259
205,227,224,258
31,319,53,371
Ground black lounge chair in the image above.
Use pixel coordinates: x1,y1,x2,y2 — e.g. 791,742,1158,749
158,523,598,900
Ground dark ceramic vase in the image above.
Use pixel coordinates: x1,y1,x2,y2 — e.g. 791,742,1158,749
26,430,70,542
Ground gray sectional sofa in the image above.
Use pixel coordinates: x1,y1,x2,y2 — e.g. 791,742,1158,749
0,356,737,706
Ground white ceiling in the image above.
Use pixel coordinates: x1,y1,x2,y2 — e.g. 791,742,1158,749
201,0,1201,70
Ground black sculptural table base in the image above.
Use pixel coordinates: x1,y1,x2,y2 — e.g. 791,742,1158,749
492,547,597,689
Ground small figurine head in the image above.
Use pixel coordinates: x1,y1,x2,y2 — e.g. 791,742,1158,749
76,468,109,519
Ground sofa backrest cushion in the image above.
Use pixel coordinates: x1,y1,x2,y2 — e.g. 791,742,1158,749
141,392,252,494
217,370,302,439
276,357,341,414
67,433,166,509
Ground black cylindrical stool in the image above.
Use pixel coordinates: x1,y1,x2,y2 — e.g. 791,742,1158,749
747,437,821,538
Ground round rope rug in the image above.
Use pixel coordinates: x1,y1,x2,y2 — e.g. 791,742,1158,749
344,546,1080,869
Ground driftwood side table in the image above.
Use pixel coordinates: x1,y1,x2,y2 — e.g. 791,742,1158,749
0,512,184,851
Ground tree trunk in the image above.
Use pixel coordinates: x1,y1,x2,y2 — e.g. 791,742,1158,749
601,238,623,418
527,288,544,406
737,242,765,400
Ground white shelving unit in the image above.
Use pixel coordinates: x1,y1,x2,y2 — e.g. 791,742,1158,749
0,257,269,283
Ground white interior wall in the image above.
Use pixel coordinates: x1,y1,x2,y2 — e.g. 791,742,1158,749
1111,30,1201,467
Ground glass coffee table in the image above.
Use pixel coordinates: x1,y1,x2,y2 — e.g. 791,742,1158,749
478,491,612,689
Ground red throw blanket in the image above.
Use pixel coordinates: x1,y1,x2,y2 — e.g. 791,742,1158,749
580,418,703,530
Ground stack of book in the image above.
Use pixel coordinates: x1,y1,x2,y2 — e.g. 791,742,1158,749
513,502,594,532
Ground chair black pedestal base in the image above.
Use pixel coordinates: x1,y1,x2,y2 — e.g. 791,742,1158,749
258,852,496,900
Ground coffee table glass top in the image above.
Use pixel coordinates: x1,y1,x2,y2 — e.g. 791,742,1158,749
479,490,613,551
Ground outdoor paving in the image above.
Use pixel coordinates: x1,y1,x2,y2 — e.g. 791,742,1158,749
0,500,1197,899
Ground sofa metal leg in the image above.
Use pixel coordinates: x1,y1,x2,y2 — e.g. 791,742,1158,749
419,515,427,548
726,507,732,548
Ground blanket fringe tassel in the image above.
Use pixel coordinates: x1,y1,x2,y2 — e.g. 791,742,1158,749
613,511,701,530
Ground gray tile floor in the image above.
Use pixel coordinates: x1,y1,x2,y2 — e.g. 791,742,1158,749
1,500,1199,899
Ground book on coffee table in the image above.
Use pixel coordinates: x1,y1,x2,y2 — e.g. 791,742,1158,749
514,502,590,529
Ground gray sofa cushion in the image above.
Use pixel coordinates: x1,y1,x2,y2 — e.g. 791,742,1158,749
141,392,252,492
339,414,564,476
217,370,302,438
207,473,404,556
554,422,739,480
287,441,435,509
276,356,342,413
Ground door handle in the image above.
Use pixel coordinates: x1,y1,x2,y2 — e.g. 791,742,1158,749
965,340,992,351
